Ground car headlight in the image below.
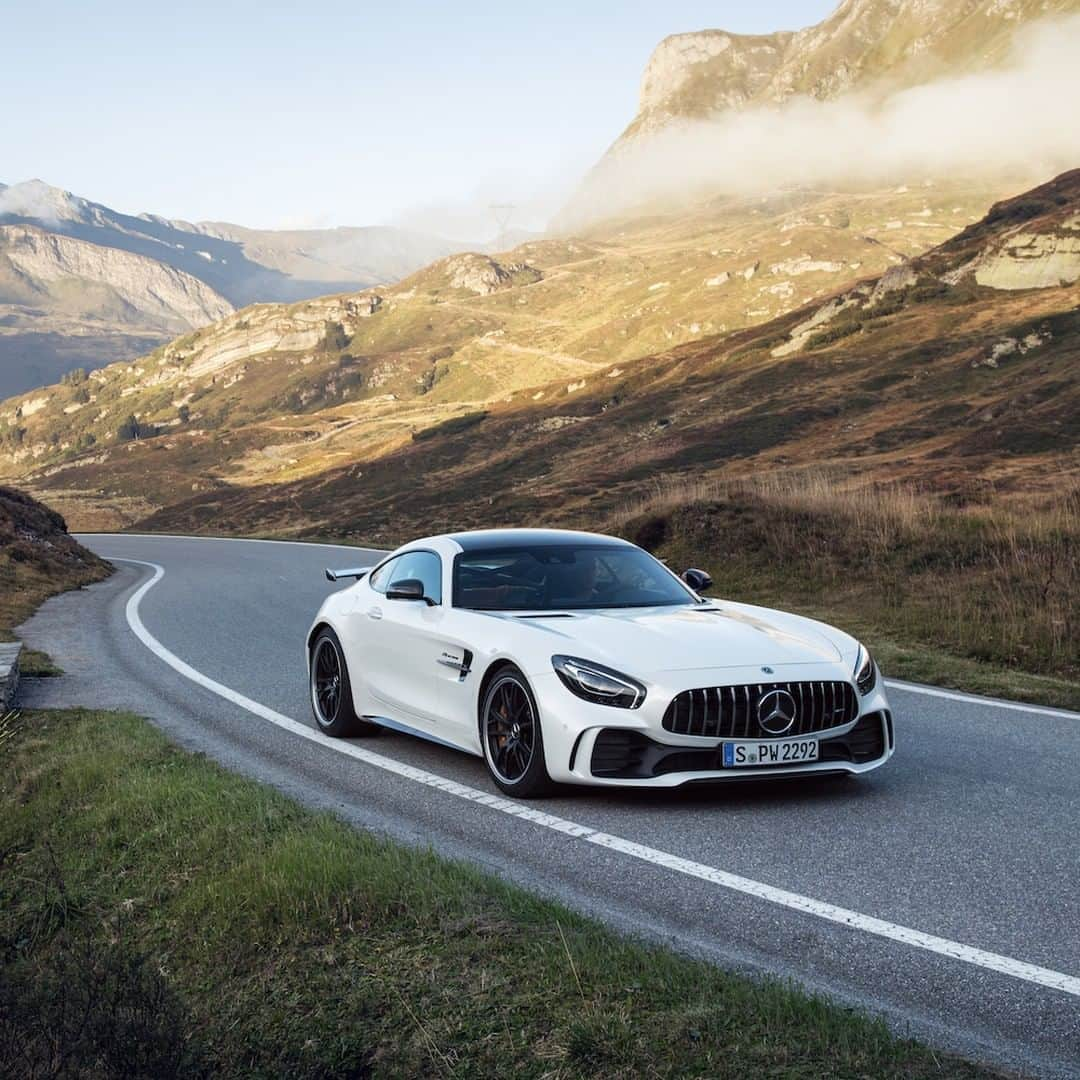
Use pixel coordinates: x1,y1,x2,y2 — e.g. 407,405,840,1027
552,655,646,709
854,643,876,696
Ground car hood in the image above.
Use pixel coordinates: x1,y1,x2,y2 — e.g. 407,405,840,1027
497,602,848,674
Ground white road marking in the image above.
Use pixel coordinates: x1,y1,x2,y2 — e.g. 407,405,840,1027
115,556,1080,999
881,678,1079,720
82,533,1080,722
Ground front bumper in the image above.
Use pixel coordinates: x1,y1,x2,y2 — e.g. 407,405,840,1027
530,666,894,787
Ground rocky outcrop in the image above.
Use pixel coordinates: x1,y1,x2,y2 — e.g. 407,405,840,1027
445,254,542,295
970,234,1080,290
1,224,233,330
619,1,1080,145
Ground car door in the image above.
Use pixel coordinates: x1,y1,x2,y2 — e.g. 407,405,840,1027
368,550,476,744
337,554,402,714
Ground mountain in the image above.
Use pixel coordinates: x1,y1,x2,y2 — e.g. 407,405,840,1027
561,0,1080,227
127,168,1079,542
0,223,233,398
0,180,466,396
0,180,465,306
4,169,1076,537
0,175,1013,516
2,1,1076,532
616,0,1080,147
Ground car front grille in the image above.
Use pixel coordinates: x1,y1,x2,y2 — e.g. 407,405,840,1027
662,680,858,740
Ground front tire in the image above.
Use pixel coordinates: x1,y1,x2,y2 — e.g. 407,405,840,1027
309,628,379,737
481,666,554,798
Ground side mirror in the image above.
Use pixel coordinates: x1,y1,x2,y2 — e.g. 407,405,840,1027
682,568,713,593
386,578,430,603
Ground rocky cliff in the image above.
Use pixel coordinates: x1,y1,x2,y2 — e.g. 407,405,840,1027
0,224,235,398
622,0,1080,144
0,179,466,395
1,225,233,330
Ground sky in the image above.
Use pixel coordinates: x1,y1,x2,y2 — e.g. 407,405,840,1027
0,1,835,239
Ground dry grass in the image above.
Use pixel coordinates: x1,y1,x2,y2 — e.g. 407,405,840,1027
0,486,112,640
616,469,1079,706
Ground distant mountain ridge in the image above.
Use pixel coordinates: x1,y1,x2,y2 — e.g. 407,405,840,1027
0,179,466,397
0,179,463,306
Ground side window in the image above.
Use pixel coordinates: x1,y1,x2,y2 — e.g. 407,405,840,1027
388,551,443,605
368,556,400,594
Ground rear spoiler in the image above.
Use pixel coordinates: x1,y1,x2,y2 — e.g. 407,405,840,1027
324,567,372,582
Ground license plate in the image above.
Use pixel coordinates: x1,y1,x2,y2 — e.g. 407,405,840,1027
722,738,819,767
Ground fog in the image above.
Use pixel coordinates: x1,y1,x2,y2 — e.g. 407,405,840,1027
561,14,1080,229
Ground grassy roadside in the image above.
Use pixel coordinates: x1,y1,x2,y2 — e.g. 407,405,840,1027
0,486,112,649
0,708,998,1079
615,475,1080,712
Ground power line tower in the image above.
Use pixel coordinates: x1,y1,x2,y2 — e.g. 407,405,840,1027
489,203,516,251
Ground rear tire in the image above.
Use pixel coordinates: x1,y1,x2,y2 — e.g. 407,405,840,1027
481,666,555,798
309,628,379,737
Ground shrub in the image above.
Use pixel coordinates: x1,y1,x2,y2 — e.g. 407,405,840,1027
806,319,863,350
116,415,157,442
320,320,350,353
412,410,489,442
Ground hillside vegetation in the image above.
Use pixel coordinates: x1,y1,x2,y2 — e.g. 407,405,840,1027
0,485,111,641
0,177,1032,524
128,171,1080,539
617,474,1079,708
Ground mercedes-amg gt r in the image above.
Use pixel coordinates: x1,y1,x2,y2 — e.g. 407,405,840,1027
306,528,893,797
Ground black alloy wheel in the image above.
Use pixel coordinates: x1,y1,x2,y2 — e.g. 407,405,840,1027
309,628,379,737
481,667,553,797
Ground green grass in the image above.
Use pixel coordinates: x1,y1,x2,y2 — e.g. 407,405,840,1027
0,708,999,1079
17,648,62,677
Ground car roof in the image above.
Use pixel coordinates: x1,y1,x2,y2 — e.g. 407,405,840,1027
446,528,633,552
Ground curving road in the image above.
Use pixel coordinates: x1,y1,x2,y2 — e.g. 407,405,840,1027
17,534,1080,1078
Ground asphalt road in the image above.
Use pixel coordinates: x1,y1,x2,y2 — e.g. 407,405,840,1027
17,534,1080,1077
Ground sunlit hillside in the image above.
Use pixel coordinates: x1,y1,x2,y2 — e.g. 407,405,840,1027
0,177,1029,527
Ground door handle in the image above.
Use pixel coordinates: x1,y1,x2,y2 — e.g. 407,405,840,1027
367,606,383,621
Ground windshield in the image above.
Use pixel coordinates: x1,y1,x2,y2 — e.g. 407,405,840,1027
453,544,696,611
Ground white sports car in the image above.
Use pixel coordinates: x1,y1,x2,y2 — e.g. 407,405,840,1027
306,528,893,797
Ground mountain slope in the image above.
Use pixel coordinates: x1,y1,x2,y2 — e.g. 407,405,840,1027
0,177,1016,509
0,180,466,394
17,169,1079,540
0,180,464,306
0,224,233,398
618,0,1080,146
0,484,111,639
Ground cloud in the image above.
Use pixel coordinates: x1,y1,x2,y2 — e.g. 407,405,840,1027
0,179,69,228
561,14,1080,228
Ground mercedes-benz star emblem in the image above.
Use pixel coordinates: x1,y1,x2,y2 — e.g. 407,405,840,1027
757,688,798,735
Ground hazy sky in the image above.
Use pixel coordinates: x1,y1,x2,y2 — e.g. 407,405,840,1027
2,1,834,237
